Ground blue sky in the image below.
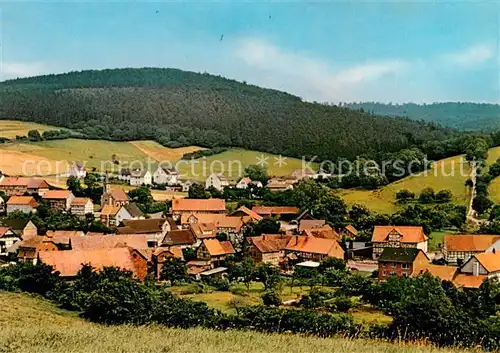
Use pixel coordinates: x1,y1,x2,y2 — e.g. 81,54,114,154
0,1,498,103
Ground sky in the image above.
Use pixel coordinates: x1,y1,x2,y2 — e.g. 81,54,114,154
0,1,498,103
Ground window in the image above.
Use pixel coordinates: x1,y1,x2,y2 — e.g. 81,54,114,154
402,263,409,269
391,262,397,268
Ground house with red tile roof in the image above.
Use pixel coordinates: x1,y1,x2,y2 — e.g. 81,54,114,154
197,238,235,268
38,247,149,280
246,234,292,266
0,177,49,196
443,234,500,264
100,187,129,207
69,234,149,251
285,235,345,262
42,190,74,211
371,226,428,260
6,196,38,214
70,197,94,218
161,228,197,248
252,206,300,218
116,218,177,247
170,198,226,220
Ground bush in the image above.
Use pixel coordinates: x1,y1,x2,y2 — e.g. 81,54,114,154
261,291,281,306
435,189,453,203
396,189,415,203
419,187,435,204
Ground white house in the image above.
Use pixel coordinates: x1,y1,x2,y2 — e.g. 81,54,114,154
70,197,94,218
182,180,195,192
6,196,38,214
153,166,179,185
236,177,263,189
205,173,230,191
0,226,20,257
68,162,87,179
130,170,152,186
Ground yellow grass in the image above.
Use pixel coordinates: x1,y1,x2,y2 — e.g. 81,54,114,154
0,149,67,176
0,291,473,353
131,140,203,162
339,154,472,214
0,120,60,138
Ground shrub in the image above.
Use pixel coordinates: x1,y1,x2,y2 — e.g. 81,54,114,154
261,291,281,306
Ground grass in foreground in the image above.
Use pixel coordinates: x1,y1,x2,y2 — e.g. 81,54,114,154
0,291,472,353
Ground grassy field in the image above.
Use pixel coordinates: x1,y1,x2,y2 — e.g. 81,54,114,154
338,154,473,214
488,147,500,203
428,230,459,252
0,291,473,353
0,120,61,138
177,148,310,181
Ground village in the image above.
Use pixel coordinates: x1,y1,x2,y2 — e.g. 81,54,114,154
0,161,497,293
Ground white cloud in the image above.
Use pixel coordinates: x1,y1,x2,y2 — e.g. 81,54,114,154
0,62,49,80
235,37,409,102
441,43,495,67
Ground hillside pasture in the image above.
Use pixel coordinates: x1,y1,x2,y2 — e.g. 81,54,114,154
0,291,473,353
0,120,60,138
130,140,203,163
338,154,472,214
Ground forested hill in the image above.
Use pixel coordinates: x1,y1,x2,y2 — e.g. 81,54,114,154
0,68,452,160
343,102,500,131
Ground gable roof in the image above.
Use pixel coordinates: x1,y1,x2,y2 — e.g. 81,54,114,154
38,247,146,278
162,229,196,246
182,213,248,231
302,227,339,240
248,234,292,253
71,197,92,206
6,196,38,206
285,236,344,259
0,177,49,189
202,239,235,256
70,234,148,251
345,225,358,236
230,206,263,221
100,204,121,216
42,190,73,200
0,219,34,234
252,206,300,215
171,198,226,212
298,219,326,232
110,189,129,202
378,248,427,263
0,227,15,238
117,219,167,234
189,222,217,239
452,274,487,289
124,203,144,218
473,252,500,273
414,264,457,282
372,226,428,243
444,235,500,252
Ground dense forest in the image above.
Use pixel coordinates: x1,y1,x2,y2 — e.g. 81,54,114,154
343,102,500,131
0,68,453,161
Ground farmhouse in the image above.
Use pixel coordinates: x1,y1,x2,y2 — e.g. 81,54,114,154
452,252,500,289
116,218,177,247
246,234,292,266
189,222,217,240
252,206,300,220
377,248,430,281
42,190,74,211
130,169,152,186
285,235,344,262
170,198,226,220
70,197,94,218
153,166,179,185
340,225,359,239
236,177,262,189
100,203,144,227
101,186,129,207
17,236,59,264
298,219,327,232
443,234,500,264
0,226,20,257
230,206,263,221
196,238,235,268
161,228,197,248
68,162,86,179
371,226,428,260
6,196,38,214
205,173,230,191
266,179,295,192
0,177,49,196
45,230,84,250
38,247,149,281
0,219,37,240
301,227,340,240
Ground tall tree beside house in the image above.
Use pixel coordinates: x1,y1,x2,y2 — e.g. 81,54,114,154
188,183,209,199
